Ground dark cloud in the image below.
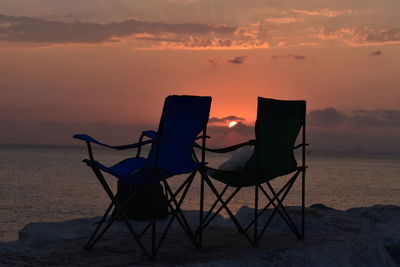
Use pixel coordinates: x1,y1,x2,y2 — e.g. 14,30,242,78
308,108,346,127
308,108,400,128
209,115,245,123
207,120,254,146
293,55,306,60
369,50,382,56
3,110,400,153
209,109,400,147
365,28,400,43
320,26,400,46
208,121,254,135
270,54,307,60
205,57,218,65
307,129,400,154
348,109,400,127
0,14,237,44
227,56,247,64
185,37,232,48
135,36,184,43
232,121,254,135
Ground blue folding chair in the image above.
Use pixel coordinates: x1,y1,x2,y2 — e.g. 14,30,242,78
74,95,211,258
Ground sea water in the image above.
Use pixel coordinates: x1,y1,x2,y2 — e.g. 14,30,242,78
0,144,399,242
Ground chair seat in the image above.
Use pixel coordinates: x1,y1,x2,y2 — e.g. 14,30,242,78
90,157,147,178
88,157,201,184
207,166,299,187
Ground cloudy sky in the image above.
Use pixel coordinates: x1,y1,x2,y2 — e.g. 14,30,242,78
1,0,400,152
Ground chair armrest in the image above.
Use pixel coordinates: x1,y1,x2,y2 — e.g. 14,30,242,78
135,130,157,157
73,134,154,150
142,130,157,139
193,140,255,153
195,135,210,141
293,143,309,150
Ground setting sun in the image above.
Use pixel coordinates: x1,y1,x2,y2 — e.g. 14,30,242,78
228,121,238,128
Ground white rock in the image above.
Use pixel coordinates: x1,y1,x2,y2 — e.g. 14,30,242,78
0,205,399,266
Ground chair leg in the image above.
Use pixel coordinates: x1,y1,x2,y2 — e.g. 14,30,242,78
165,173,198,240
198,171,205,248
243,175,294,232
258,204,280,239
266,188,300,236
254,185,258,245
203,175,255,245
154,175,198,254
264,171,303,238
132,171,198,257
260,181,301,239
137,173,195,239
85,166,201,258
301,167,306,240
86,196,150,258
84,201,113,250
139,174,195,237
202,185,229,225
151,186,157,258
256,171,302,240
200,185,239,231
242,170,302,242
87,166,150,258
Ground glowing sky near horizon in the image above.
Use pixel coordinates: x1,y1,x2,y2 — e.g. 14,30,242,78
0,0,400,151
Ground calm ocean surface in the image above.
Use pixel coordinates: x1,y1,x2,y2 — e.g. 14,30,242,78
0,144,399,242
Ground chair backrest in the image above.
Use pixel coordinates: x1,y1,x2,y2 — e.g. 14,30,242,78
146,95,212,173
244,97,306,177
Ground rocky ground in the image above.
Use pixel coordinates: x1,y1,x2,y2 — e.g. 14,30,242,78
0,204,399,266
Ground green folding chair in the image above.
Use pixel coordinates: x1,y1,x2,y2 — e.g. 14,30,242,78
196,97,307,245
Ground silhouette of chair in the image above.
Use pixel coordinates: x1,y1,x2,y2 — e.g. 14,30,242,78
74,95,211,258
196,97,307,245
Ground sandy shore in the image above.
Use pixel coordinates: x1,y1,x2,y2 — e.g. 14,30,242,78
0,204,399,266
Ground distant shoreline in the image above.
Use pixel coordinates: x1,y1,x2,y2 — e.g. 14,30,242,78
1,143,399,157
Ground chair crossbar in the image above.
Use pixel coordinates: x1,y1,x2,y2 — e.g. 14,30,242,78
202,175,254,245
202,184,229,224
137,172,195,239
155,176,199,254
245,170,303,242
243,172,297,232
87,166,150,257
85,164,201,259
259,178,301,239
201,185,240,230
85,202,114,249
264,181,301,237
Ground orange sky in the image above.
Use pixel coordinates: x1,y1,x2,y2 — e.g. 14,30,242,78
1,0,400,152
